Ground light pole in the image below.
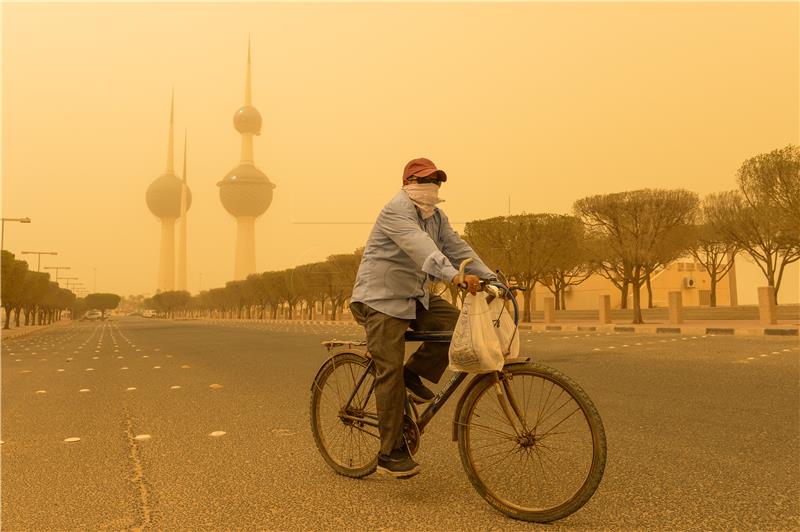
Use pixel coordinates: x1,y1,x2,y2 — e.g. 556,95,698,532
21,251,57,272
44,266,71,284
1,217,31,251
60,277,78,288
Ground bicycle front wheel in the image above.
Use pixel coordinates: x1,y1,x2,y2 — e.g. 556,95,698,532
456,362,606,523
310,352,379,478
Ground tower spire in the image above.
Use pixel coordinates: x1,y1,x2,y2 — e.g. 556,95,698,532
245,35,252,106
166,89,175,173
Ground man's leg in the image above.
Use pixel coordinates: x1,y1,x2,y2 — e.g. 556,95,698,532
406,295,461,384
349,302,410,456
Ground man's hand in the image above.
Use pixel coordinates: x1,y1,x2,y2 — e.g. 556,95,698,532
452,273,482,295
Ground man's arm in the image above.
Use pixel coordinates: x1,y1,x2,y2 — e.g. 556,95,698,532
376,207,460,283
438,210,498,280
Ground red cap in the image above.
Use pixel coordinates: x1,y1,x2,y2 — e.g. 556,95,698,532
402,158,448,185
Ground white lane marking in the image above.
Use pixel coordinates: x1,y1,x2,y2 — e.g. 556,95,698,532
170,385,181,390
85,368,94,372
760,354,768,357
57,369,65,372
771,351,780,354
166,355,173,358
134,434,151,441
209,431,226,437
21,370,31,374
117,356,123,359
142,355,149,359
64,437,81,443
121,367,129,370
79,389,90,393
621,344,629,347
127,387,137,391
153,366,161,369
181,365,191,369
608,346,616,350
592,348,601,351
15,359,21,362
209,383,223,390
92,356,99,360
35,390,47,394
747,357,755,360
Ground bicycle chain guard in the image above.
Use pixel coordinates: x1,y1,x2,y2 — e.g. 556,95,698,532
402,415,421,455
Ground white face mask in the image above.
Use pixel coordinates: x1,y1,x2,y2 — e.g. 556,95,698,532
403,183,444,219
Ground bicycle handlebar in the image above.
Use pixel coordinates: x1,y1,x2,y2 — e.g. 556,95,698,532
453,259,520,326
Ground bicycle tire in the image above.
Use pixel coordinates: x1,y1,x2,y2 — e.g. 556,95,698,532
310,352,379,478
456,362,607,523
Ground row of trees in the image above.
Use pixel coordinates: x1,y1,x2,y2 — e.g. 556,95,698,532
1,250,122,329
139,145,797,325
1,250,76,329
143,251,363,320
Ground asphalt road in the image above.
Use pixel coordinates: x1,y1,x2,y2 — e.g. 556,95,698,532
2,318,798,531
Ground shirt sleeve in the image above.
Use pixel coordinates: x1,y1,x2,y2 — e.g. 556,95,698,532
376,205,460,283
437,210,498,280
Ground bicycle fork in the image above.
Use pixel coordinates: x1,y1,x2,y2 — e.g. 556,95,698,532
492,371,528,436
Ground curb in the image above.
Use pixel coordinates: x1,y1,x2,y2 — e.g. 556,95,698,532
517,323,798,337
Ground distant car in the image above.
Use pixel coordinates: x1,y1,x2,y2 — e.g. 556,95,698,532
142,310,156,318
85,309,102,320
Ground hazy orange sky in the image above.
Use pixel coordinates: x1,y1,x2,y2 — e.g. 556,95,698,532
2,1,798,302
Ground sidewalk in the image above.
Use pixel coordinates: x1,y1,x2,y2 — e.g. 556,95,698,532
517,319,799,337
0,320,72,341
192,317,797,336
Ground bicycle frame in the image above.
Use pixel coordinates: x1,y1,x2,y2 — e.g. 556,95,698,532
339,357,470,434
337,270,525,437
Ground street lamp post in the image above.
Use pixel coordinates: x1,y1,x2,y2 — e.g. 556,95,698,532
60,277,78,289
43,266,71,284
1,217,32,251
21,251,58,272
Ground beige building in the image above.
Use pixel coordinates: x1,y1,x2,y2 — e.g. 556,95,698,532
530,258,737,310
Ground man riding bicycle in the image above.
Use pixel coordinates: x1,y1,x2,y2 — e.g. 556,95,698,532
349,157,496,479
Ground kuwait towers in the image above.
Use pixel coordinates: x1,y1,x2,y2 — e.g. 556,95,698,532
146,95,192,291
218,41,276,280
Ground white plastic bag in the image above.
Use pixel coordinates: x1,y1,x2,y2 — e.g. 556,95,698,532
488,296,520,359
448,293,504,373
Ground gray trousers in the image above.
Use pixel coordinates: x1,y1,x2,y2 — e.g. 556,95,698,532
350,295,460,456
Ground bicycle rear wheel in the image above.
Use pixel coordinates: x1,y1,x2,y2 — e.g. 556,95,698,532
456,362,606,523
310,352,379,478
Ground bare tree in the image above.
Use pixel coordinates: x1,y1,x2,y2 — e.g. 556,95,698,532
689,198,737,307
574,189,699,324
737,144,800,233
705,190,799,304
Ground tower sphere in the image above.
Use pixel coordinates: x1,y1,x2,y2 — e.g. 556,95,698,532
217,164,275,217
234,106,262,135
146,172,193,219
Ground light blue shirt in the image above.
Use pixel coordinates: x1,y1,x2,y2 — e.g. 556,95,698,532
350,189,496,319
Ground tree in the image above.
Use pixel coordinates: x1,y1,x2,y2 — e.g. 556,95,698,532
2,251,29,329
540,216,593,310
465,214,573,320
84,293,122,317
151,291,191,318
737,144,800,235
689,198,737,307
574,189,699,324
705,190,799,304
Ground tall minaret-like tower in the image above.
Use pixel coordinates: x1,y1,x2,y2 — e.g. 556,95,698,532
218,40,276,280
176,131,189,291
146,93,193,291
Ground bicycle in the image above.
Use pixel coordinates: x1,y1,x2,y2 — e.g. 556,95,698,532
309,262,607,523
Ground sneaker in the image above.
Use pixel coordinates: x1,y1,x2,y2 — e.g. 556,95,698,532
404,367,435,403
377,446,420,479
